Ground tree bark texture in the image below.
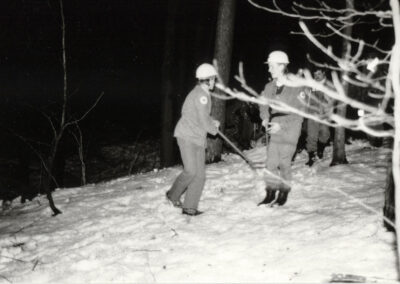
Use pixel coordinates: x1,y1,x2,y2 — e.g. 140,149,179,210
330,102,348,166
330,0,353,166
207,0,236,163
160,0,180,167
384,154,395,231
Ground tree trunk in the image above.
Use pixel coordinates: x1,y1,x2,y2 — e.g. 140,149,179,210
330,103,348,166
53,136,69,189
160,0,180,167
390,0,400,267
44,136,62,216
206,0,236,163
41,0,66,217
330,0,353,166
384,154,395,231
193,1,217,65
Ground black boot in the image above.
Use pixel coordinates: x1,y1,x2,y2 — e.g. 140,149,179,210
182,208,204,216
257,186,276,206
276,187,290,206
317,142,326,159
305,151,316,167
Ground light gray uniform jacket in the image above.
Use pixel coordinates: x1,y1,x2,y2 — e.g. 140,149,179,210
259,80,306,145
174,85,218,148
259,79,306,187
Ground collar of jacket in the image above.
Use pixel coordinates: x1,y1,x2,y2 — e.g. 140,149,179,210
199,84,210,95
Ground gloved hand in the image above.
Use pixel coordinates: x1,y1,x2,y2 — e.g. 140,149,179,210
267,122,281,134
213,120,220,129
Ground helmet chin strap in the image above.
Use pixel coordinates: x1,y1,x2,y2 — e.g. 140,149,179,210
208,79,217,92
199,79,212,93
200,77,215,91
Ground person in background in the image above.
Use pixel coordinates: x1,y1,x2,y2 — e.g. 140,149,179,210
166,63,220,216
258,50,306,206
305,68,331,166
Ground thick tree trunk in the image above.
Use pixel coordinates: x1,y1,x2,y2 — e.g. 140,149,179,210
193,2,216,66
391,0,400,265
384,154,395,231
330,103,348,166
160,0,180,167
42,0,66,217
206,0,236,163
330,0,353,166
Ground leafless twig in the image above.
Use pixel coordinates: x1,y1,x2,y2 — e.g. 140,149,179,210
0,275,11,283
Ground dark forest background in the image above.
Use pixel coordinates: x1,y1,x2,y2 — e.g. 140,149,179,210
0,0,388,209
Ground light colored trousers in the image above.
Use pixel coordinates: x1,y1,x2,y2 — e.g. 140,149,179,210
266,118,302,191
266,141,297,191
168,138,206,210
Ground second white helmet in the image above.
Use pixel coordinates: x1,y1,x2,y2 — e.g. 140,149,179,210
195,63,218,79
266,51,289,64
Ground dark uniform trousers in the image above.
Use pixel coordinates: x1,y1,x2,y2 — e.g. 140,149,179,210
306,119,330,153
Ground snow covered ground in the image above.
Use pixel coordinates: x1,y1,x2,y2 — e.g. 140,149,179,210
0,140,398,283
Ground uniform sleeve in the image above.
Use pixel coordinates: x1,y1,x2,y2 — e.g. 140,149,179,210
259,87,270,122
195,95,218,135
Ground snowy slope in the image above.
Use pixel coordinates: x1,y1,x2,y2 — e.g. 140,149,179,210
0,140,398,283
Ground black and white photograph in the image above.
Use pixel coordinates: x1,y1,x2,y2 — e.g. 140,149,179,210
0,0,399,283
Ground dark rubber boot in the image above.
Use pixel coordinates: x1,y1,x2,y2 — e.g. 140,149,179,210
182,208,203,216
276,191,289,206
317,142,326,159
257,186,276,206
305,151,316,167
276,185,290,206
276,186,291,206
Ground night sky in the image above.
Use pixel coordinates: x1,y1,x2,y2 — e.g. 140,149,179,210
3,0,376,148
0,0,309,104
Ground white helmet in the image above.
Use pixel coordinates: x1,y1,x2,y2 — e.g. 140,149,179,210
195,63,218,79
266,50,289,64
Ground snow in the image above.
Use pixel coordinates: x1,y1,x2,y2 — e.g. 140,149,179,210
0,140,399,283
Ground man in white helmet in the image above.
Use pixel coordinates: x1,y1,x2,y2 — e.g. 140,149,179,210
166,63,220,216
258,50,306,206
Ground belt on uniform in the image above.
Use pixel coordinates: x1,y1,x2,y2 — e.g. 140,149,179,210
270,112,290,119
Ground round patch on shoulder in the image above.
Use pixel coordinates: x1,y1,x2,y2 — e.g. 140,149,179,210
299,91,306,99
199,96,208,105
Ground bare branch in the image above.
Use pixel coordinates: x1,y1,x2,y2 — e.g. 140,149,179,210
70,124,86,185
327,23,391,54
65,92,104,128
250,0,392,23
235,61,260,97
40,111,57,139
294,0,391,20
